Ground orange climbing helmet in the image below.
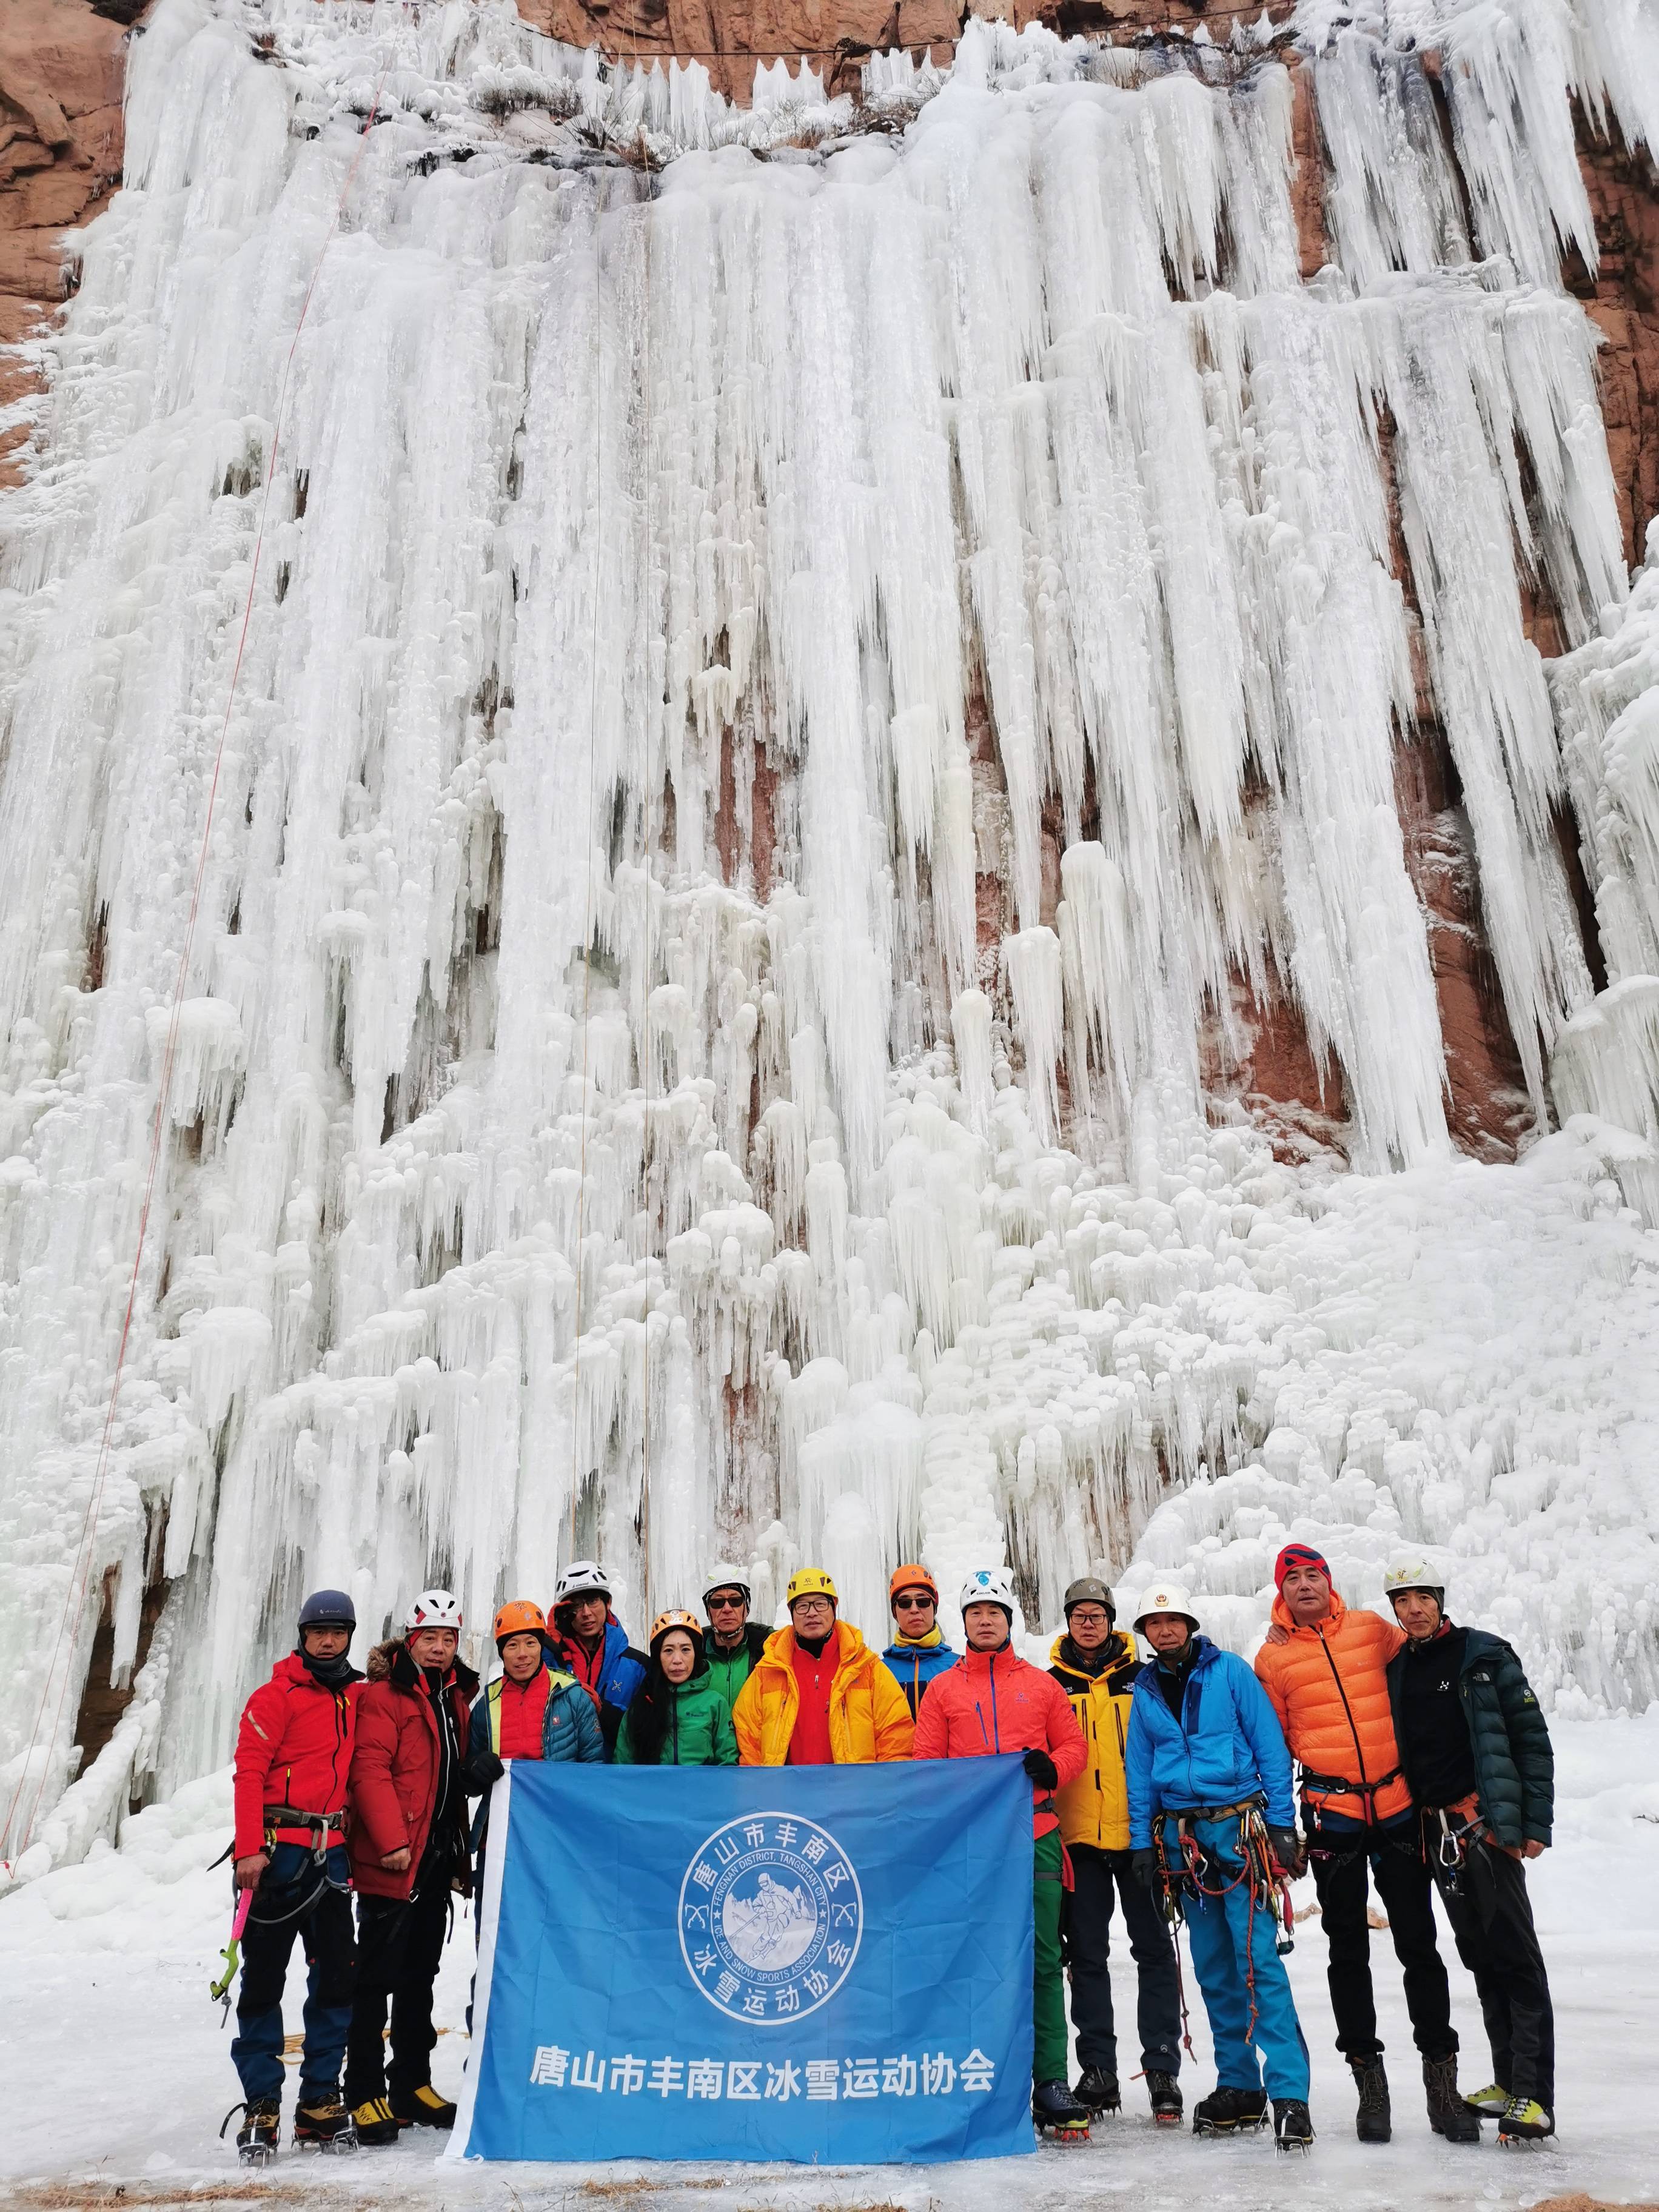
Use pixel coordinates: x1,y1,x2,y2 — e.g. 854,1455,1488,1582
493,1599,548,1650
890,1564,939,1607
649,1609,706,1651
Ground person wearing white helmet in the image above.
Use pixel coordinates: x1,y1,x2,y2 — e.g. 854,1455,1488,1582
1125,1582,1314,2152
700,1564,770,1715
1382,1560,1557,2145
344,1589,478,2139
549,1560,647,1755
912,1567,1091,2139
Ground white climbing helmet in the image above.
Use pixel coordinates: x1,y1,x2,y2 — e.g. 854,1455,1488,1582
1133,1581,1200,1634
1383,1557,1445,1606
702,1563,752,1607
555,1559,612,1607
959,1566,1016,1617
405,1587,463,1632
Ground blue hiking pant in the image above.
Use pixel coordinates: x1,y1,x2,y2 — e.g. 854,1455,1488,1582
230,1843,355,2103
1174,1815,1309,2100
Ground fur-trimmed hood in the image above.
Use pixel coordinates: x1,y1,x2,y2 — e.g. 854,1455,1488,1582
366,1636,479,1696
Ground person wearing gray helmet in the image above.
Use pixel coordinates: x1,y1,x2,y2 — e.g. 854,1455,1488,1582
700,1563,771,1715
1049,1577,1182,2125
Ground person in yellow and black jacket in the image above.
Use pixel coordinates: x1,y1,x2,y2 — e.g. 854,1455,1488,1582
1050,1577,1183,2125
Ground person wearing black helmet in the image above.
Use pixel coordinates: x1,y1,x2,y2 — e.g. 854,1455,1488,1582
225,1589,364,2162
1050,1577,1183,2125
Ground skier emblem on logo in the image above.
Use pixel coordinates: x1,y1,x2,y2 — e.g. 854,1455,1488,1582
678,1814,863,2024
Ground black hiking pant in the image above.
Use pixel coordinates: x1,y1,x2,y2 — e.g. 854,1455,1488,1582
230,1842,355,2104
1432,1838,1553,2108
1063,1844,1182,2077
344,1877,452,2103
1307,1814,1456,2061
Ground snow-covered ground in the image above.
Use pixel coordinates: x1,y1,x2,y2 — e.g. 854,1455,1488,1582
3,1712,1655,2208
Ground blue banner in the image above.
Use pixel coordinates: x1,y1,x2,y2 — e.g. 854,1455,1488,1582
451,1755,1035,2164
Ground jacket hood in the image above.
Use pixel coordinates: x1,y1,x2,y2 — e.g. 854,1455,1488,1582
1133,1631,1218,1691
1048,1629,1135,1683
1270,1588,1349,1636
367,1637,479,1695
956,1642,1030,1678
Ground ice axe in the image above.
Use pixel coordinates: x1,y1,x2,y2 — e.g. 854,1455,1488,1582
212,1888,252,2022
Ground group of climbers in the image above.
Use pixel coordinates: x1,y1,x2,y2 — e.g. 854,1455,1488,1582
225,1542,1557,2162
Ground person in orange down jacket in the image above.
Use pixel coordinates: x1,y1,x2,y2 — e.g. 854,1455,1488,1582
344,1588,478,2143
912,1567,1089,2136
731,1568,913,1765
1255,1543,1466,2146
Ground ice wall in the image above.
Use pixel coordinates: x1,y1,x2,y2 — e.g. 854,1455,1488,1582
1,0,1657,1874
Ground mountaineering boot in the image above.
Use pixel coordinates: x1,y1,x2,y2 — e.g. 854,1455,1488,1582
350,2096,401,2147
1274,2098,1315,2152
1496,2095,1554,2145
1073,2066,1121,2112
1191,2085,1269,2136
1463,2080,1510,2119
1424,2055,1481,2142
223,2096,280,2165
1350,2055,1392,2143
1146,2070,1184,2125
1031,2078,1091,2140
293,2090,357,2151
390,2083,457,2130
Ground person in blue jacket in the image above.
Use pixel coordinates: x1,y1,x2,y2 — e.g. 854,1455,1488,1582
1125,1581,1314,2152
548,1560,647,1755
880,1565,958,1720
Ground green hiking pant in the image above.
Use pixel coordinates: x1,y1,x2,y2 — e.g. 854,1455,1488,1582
1034,1826,1068,2085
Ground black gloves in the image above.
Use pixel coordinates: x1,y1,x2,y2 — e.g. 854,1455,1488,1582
1267,1827,1304,1877
1131,1847,1160,1889
1022,1748,1060,1790
469,1750,506,1789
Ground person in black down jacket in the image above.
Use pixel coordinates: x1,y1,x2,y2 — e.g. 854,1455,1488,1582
1382,1560,1556,2145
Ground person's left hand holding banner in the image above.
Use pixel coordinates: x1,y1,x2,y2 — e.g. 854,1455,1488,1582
449,1756,1035,2163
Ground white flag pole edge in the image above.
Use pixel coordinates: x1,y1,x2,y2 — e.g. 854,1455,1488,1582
446,1760,512,2160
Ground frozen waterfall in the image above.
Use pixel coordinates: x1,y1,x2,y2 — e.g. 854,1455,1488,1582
2,0,1657,1879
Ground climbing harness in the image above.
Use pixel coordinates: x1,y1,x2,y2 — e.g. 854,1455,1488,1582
1151,1798,1296,2049
1419,1792,1484,1899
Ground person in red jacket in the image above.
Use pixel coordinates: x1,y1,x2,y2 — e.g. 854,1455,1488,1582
343,1589,478,2143
226,1589,363,2162
912,1567,1090,2137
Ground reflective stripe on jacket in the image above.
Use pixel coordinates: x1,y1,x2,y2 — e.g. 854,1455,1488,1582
232,1652,362,1860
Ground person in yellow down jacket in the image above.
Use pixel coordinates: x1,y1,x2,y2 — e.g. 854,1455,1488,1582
732,1569,914,1765
1050,1577,1184,2126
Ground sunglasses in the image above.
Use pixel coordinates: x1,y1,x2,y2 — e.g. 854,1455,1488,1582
893,1594,934,1610
707,1595,746,1610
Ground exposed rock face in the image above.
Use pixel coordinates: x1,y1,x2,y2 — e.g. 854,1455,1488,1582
0,0,129,487
4,0,1655,1165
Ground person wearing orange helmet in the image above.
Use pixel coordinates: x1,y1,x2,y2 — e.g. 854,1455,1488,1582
616,1611,739,1765
880,1564,958,1720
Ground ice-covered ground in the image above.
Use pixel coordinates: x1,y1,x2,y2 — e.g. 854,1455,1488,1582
2,1711,1655,2208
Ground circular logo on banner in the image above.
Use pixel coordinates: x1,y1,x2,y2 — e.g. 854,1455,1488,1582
677,1812,863,2025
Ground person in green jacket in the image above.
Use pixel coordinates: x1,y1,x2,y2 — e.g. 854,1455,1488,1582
1382,1560,1555,2145
701,1564,771,1714
615,1610,739,1766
